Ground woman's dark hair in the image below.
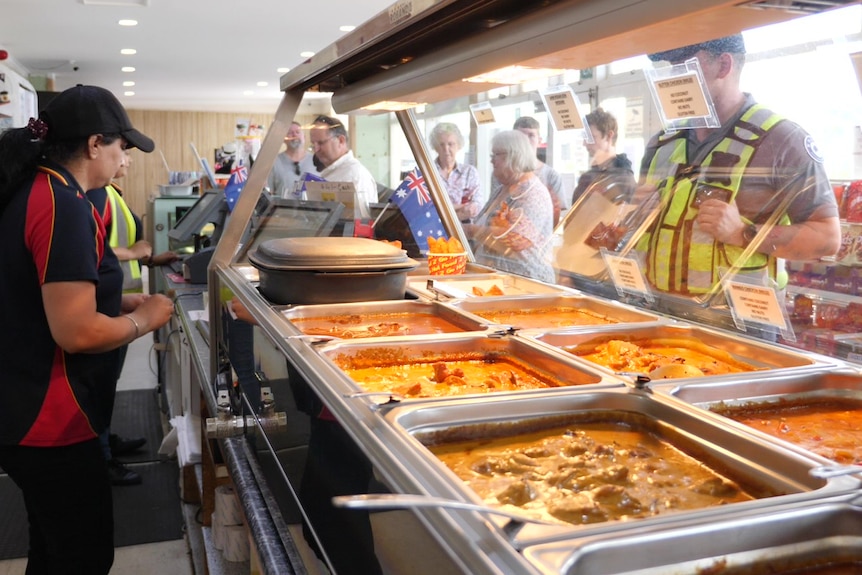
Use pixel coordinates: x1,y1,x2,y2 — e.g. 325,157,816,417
0,128,45,212
0,127,105,214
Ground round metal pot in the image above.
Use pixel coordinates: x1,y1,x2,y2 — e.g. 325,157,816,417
248,237,419,304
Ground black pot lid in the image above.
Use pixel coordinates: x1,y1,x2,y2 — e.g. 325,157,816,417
249,237,418,271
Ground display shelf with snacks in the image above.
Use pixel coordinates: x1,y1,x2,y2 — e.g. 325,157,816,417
783,285,862,360
784,204,862,359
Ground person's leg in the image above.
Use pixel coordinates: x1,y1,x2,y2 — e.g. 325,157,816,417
99,428,112,461
107,343,147,458
0,439,114,575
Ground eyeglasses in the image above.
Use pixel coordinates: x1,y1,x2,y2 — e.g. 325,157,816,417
311,137,334,149
293,162,301,176
490,151,507,160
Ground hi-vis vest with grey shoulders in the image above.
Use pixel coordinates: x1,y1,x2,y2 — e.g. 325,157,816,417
635,104,789,295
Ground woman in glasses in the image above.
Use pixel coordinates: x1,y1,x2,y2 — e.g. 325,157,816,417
467,130,555,283
266,121,319,198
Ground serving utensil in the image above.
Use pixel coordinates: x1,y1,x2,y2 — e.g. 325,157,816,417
332,493,556,543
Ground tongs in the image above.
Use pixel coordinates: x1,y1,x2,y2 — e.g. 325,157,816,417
332,493,556,544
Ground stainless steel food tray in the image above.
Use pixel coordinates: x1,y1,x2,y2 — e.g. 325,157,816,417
445,293,662,331
523,495,862,575
276,299,492,339
525,323,824,381
655,368,862,465
408,272,572,300
316,332,618,404
381,387,853,547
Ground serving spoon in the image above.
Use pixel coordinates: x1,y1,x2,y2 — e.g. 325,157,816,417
332,493,557,542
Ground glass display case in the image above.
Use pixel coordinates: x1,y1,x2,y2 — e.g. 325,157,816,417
201,1,862,574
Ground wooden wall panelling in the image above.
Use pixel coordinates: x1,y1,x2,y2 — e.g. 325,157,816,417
122,110,275,243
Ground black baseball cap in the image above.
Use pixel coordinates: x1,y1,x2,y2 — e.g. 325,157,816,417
40,85,155,152
648,34,746,64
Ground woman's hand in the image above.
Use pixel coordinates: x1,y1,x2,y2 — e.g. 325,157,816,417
149,251,179,266
121,293,148,313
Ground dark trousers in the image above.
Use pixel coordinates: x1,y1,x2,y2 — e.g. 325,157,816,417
0,439,114,575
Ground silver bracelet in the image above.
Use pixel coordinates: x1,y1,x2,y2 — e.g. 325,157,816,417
124,314,140,340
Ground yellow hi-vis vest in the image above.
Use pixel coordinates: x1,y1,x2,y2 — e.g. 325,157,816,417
106,185,143,293
636,104,789,295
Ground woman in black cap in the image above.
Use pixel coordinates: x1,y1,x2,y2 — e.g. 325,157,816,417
0,85,174,574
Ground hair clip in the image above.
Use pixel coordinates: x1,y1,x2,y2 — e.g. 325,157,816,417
27,118,48,141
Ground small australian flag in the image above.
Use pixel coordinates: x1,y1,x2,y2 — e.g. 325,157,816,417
390,167,446,253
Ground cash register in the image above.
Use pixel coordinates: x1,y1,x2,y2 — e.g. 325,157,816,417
167,190,229,284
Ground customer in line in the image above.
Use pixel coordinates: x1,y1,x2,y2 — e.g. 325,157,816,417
513,116,567,226
637,34,840,295
571,107,635,206
428,122,483,222
309,114,378,218
266,120,319,198
88,150,178,485
467,130,555,283
0,85,173,575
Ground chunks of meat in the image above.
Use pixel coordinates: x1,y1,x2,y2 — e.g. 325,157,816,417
484,370,517,389
547,492,608,524
495,480,536,507
431,362,464,383
471,454,540,476
589,485,643,516
692,477,741,498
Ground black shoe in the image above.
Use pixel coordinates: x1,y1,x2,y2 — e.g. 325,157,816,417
109,433,146,457
108,459,142,486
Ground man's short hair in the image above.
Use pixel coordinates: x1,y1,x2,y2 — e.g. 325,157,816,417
648,34,746,63
513,116,541,131
313,114,348,141
585,107,619,145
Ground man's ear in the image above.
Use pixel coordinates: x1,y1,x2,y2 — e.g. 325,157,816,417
716,52,734,80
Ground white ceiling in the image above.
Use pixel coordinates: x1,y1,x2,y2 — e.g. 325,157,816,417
0,0,395,113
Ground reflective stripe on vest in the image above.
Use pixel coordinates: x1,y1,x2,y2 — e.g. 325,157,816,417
106,185,143,292
637,104,789,294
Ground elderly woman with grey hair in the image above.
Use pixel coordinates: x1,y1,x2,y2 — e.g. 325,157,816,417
429,122,483,222
467,130,555,282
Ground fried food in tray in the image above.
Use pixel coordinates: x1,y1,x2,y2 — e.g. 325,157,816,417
425,411,766,527
563,336,760,378
333,349,570,399
711,397,862,465
291,312,468,339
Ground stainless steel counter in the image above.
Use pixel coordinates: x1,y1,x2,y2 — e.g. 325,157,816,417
166,272,306,575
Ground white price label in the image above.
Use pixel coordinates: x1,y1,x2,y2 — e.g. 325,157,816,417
725,281,786,328
652,72,711,121
604,253,649,296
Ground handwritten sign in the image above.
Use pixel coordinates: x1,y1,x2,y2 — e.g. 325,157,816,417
725,281,786,329
539,86,587,134
469,101,496,125
603,252,650,296
652,72,711,121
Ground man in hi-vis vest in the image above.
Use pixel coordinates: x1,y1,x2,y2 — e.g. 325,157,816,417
87,152,178,485
637,34,840,296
